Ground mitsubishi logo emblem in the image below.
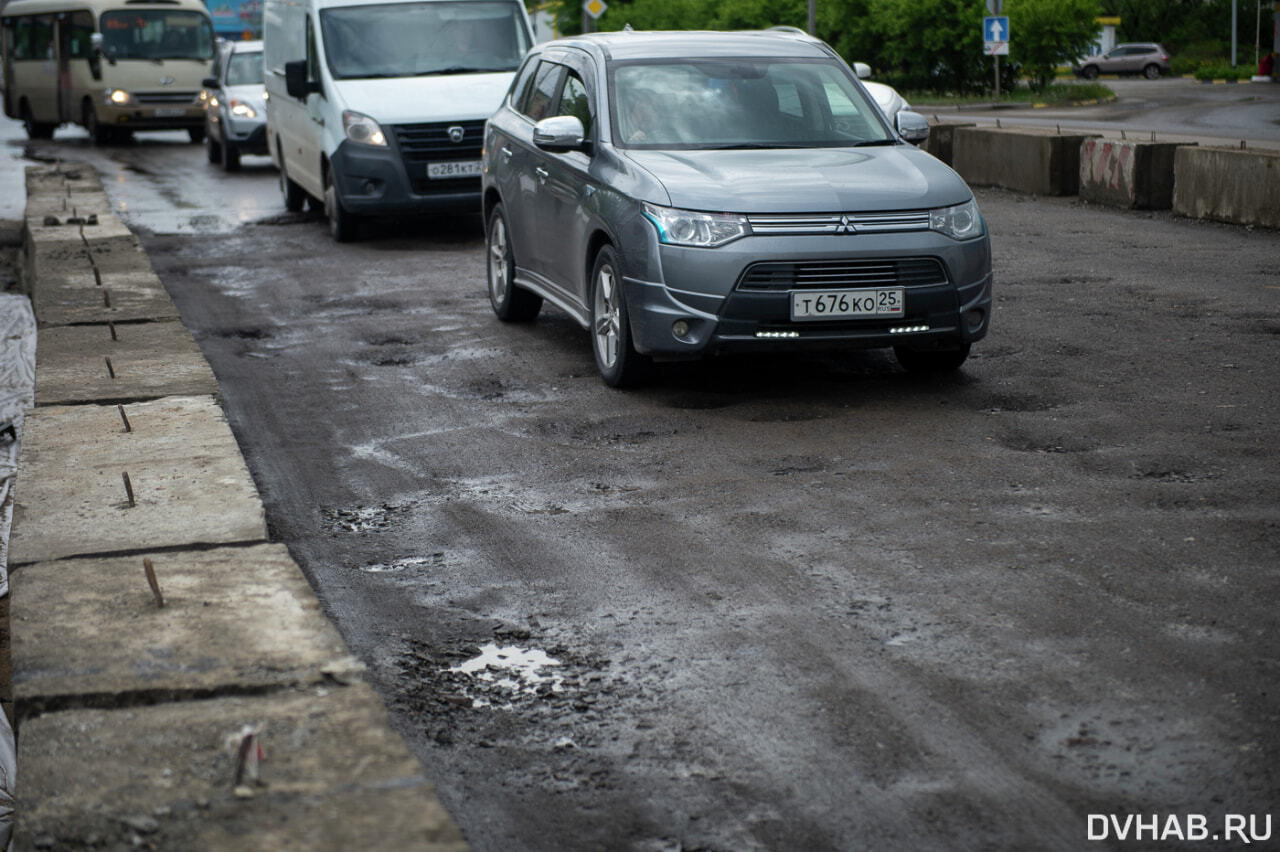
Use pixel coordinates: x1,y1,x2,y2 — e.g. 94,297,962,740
447,125,465,144
837,215,856,234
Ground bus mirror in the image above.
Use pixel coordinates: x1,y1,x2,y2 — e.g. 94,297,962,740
90,32,103,52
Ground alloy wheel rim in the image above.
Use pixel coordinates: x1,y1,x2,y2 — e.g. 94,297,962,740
593,264,619,368
489,218,508,303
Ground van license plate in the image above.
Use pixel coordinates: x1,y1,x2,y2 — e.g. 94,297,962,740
153,108,187,117
428,160,483,179
790,288,904,320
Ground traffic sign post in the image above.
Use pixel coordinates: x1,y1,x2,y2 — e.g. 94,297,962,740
983,15,1009,101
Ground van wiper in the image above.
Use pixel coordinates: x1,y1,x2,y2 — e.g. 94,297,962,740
419,65,511,75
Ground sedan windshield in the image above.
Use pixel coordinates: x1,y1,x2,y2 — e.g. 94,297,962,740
226,51,263,85
611,59,893,149
99,10,214,61
320,1,529,79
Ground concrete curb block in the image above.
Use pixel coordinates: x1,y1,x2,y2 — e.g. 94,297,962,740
11,164,469,849
1079,138,1188,210
1172,146,1280,229
952,126,1100,196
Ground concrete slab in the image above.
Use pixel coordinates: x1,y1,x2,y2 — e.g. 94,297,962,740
953,127,1100,196
1079,139,1188,210
13,544,352,708
33,320,219,405
1173,145,1280,229
31,269,181,327
23,191,114,220
16,684,468,851
25,222,152,283
924,121,975,167
8,396,266,565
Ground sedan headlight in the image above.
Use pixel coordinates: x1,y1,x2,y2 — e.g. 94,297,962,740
229,100,257,119
930,198,984,240
106,88,132,106
643,203,749,248
342,110,386,147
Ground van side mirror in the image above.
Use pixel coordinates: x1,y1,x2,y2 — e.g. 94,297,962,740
284,60,319,99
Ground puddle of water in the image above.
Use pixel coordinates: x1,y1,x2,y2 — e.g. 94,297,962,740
450,643,564,707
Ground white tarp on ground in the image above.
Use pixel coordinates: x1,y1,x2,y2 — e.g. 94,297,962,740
0,293,36,593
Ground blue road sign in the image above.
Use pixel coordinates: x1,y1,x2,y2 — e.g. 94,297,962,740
983,15,1009,55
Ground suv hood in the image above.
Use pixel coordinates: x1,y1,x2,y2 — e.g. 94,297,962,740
330,72,514,125
625,146,970,213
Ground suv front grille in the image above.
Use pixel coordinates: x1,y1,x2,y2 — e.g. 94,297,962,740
737,258,948,291
392,120,485,193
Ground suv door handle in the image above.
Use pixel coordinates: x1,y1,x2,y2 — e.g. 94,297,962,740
500,146,513,161
534,166,549,182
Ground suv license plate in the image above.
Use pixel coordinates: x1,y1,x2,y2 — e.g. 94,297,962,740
791,288,904,321
428,160,483,179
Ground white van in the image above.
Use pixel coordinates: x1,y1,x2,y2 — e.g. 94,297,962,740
262,0,533,241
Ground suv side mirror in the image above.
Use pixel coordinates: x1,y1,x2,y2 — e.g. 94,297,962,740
852,61,872,79
896,110,930,145
533,115,586,152
284,60,320,99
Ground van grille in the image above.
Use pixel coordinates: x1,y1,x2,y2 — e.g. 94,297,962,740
392,120,486,193
737,258,948,291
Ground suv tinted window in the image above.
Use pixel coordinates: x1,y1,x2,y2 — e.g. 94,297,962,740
520,61,562,122
557,71,593,136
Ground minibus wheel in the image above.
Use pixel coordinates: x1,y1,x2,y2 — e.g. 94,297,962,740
22,102,54,140
83,101,111,146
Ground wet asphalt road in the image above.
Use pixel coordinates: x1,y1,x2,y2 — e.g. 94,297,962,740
11,116,1280,850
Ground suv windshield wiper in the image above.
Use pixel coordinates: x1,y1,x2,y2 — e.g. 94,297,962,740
849,139,898,147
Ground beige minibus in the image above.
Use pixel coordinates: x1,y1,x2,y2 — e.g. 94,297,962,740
1,0,215,143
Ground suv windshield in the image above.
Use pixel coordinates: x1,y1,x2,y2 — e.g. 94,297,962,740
226,50,263,85
99,10,214,61
320,1,529,79
611,58,892,150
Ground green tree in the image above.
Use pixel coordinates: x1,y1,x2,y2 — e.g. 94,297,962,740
868,0,987,93
1006,0,1101,90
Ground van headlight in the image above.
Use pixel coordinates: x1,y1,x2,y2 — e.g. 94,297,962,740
106,88,133,106
929,198,984,240
642,203,749,248
342,110,387,147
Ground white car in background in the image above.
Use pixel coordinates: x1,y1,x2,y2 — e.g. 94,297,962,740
852,62,912,125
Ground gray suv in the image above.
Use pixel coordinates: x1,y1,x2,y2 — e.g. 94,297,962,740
482,30,992,386
1076,43,1172,79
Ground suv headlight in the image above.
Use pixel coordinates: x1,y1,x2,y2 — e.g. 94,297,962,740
930,198,984,240
342,110,387,147
229,100,257,119
643,203,750,248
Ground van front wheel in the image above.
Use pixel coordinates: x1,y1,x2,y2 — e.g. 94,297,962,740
22,103,54,140
278,153,306,212
324,169,359,242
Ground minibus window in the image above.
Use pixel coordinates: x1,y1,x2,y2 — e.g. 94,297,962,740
31,15,53,60
99,10,214,61
68,11,94,59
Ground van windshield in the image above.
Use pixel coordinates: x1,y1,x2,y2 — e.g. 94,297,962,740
99,10,215,61
320,1,530,79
